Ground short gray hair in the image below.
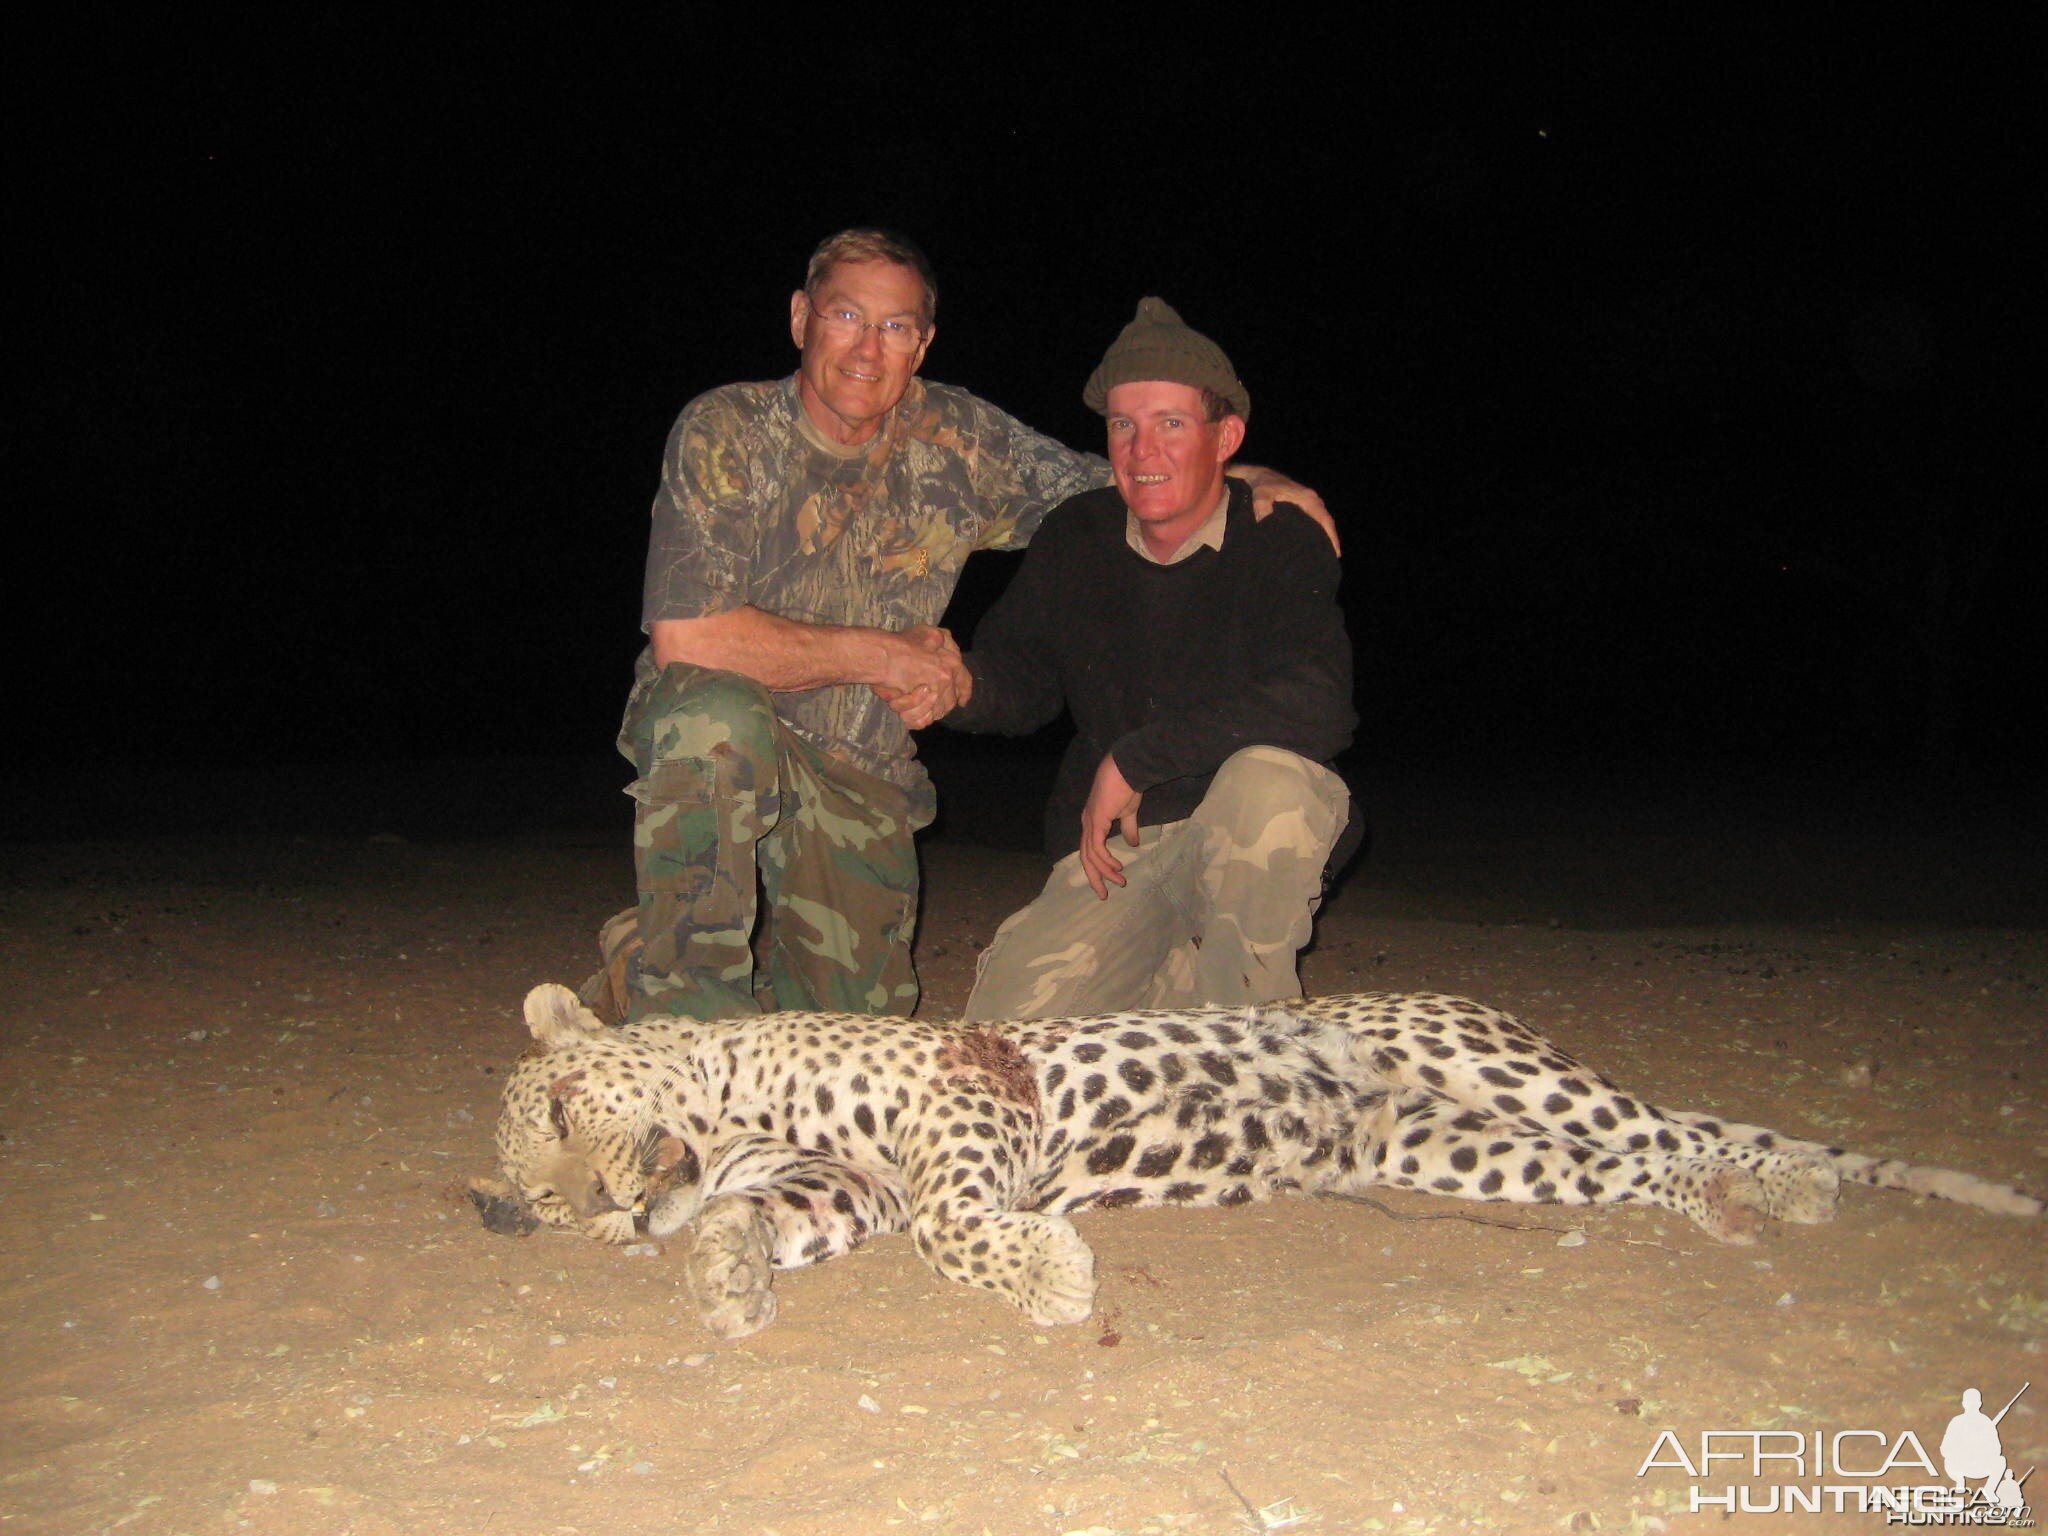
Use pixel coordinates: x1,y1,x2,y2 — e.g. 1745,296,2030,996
803,229,937,329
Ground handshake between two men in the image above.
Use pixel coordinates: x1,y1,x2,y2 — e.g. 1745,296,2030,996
871,623,971,733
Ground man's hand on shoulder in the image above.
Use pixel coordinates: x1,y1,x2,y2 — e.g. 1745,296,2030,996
1230,463,1341,556
1078,753,1143,900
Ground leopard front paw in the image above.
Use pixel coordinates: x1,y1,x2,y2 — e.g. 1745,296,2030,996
1019,1215,1097,1326
687,1197,778,1339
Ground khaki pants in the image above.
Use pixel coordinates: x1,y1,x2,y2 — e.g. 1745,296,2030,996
961,747,1348,1022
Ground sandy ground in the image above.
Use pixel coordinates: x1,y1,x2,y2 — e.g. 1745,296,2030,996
2,778,2043,1536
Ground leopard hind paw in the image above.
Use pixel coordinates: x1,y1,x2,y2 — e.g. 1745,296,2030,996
1690,1162,1770,1245
1753,1152,1840,1225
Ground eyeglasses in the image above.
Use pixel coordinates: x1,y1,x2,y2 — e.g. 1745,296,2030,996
805,300,927,353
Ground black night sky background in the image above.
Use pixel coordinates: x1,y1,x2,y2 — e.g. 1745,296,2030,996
7,10,2041,846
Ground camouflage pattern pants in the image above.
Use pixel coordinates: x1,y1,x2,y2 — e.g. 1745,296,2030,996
618,663,928,1022
960,747,1349,1022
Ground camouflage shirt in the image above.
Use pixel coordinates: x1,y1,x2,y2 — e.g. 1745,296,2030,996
639,374,1107,810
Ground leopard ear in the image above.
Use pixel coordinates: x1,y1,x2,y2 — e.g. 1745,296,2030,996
523,983,611,1048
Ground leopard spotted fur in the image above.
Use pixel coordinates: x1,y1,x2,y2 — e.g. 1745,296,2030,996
488,984,2039,1337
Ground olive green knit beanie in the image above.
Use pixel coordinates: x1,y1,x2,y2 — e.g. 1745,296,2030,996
1081,296,1250,421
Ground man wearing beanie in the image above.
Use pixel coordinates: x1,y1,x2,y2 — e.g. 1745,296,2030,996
940,299,1356,1020
602,236,1337,1025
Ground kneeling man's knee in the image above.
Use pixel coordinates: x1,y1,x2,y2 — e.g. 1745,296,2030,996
643,665,777,767
1194,747,1349,888
1206,747,1342,826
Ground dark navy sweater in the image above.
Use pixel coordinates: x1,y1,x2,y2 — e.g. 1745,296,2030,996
948,480,1356,860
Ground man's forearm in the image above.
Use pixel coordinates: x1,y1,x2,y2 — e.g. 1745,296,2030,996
652,608,974,708
651,607,903,693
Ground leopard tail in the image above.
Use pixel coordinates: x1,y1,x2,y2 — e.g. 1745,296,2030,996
1823,1153,2041,1217
1666,1109,2040,1217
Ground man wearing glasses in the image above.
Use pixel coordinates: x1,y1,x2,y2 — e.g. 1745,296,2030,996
608,231,1332,1024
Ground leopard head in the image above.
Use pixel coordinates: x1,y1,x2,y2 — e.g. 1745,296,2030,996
497,983,691,1244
